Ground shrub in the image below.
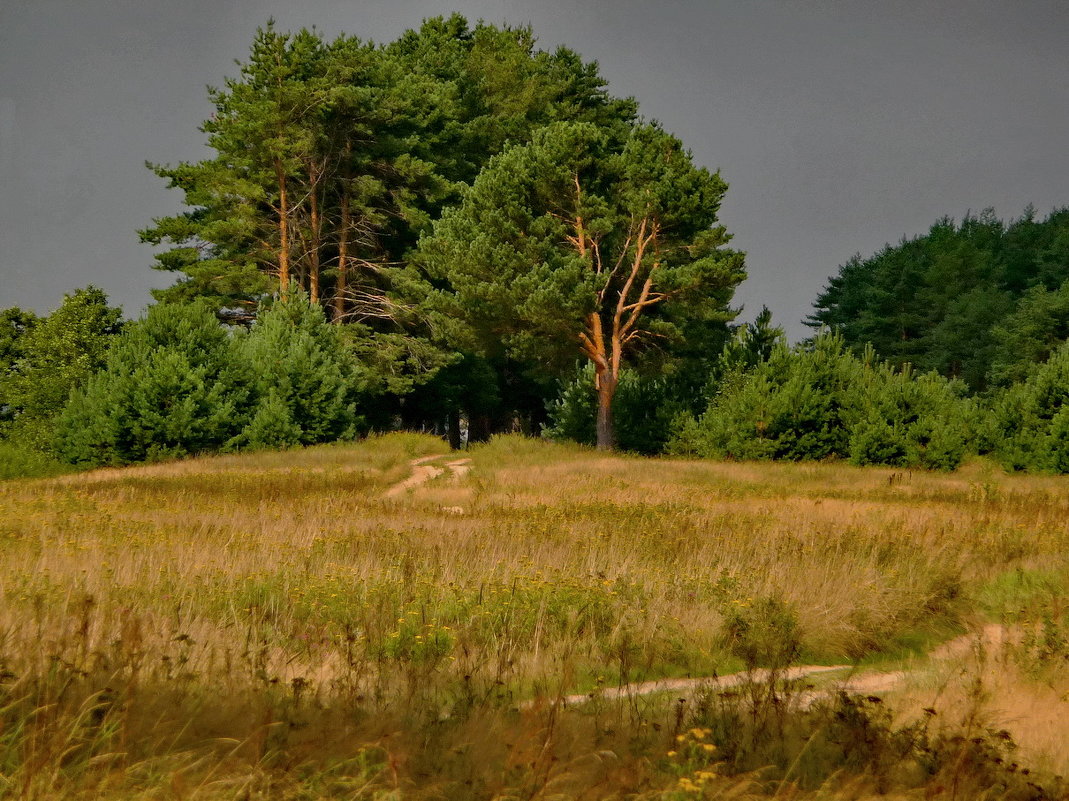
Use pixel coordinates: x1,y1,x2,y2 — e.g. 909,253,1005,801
849,366,972,470
234,290,362,449
0,441,70,480
989,342,1069,472
544,364,689,455
722,595,801,671
56,302,252,465
671,334,973,469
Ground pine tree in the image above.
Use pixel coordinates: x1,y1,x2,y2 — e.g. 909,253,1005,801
417,121,744,449
235,288,361,448
56,303,251,465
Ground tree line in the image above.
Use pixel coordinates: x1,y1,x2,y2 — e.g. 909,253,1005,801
809,207,1069,392
137,16,743,451
2,18,1069,476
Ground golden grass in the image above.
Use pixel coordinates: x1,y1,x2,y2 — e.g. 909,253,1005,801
0,433,1067,798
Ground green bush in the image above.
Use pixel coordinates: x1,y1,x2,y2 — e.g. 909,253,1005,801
54,293,376,466
0,441,71,480
0,287,122,450
988,342,1069,472
849,366,972,470
849,416,908,467
234,290,362,449
56,302,253,465
722,595,801,671
671,334,973,469
544,364,689,455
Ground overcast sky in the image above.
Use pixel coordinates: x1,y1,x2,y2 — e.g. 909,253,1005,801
2,0,1067,340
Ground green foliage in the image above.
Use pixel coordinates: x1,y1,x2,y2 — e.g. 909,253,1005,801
671,334,973,469
673,335,862,462
0,441,70,480
0,306,39,435
239,389,304,450
717,305,785,375
849,363,974,471
989,279,1069,386
988,341,1069,472
53,293,385,465
545,364,692,455
56,303,252,465
417,120,744,447
0,288,122,450
0,306,39,374
141,16,642,435
144,17,635,317
810,207,1069,392
235,289,362,449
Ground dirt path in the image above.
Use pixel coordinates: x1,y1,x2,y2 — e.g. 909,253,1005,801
548,665,851,708
383,455,472,498
539,626,1010,708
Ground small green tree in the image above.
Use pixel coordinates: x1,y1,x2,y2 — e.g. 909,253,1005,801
848,363,972,471
56,303,251,465
989,342,1069,472
0,288,123,449
718,306,785,375
234,289,361,448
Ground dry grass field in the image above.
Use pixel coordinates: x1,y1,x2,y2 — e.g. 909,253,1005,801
1,433,1067,799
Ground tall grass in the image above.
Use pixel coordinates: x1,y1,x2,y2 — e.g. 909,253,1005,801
0,433,1066,798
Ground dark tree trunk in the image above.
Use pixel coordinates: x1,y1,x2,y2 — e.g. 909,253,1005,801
468,413,493,444
334,168,350,321
447,409,462,451
308,182,321,304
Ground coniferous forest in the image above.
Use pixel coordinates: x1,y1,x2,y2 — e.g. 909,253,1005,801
3,16,1069,476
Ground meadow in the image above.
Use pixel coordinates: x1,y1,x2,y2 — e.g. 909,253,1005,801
1,433,1067,799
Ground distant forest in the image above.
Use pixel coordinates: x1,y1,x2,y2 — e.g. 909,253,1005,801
810,208,1069,392
2,17,1069,476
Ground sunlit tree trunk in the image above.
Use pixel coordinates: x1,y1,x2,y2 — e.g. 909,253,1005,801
308,179,321,304
334,181,350,321
594,364,618,450
576,203,661,451
275,160,291,299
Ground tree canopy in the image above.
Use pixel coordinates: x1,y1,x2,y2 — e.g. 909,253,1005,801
809,207,1069,392
416,121,745,448
141,16,636,322
137,15,752,445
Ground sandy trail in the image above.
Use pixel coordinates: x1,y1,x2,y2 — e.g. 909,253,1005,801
549,665,851,707
445,459,471,478
536,626,1011,709
383,455,472,498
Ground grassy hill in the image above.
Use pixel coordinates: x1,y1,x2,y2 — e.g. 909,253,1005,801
2,434,1068,798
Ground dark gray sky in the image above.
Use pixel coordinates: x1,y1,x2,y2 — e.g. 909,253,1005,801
2,0,1067,340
